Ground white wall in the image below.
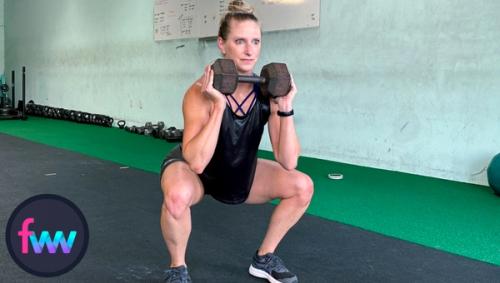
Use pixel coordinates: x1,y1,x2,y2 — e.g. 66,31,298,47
0,0,4,76
5,0,500,186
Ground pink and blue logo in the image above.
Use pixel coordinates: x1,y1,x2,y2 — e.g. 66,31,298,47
18,217,78,254
5,194,89,277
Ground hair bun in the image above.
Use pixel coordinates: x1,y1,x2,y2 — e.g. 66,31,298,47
228,0,254,14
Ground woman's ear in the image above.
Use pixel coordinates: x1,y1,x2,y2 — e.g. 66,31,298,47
217,37,226,56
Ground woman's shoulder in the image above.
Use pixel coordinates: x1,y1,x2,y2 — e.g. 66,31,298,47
183,77,211,109
184,77,204,99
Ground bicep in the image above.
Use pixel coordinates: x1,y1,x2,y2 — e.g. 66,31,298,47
181,89,209,148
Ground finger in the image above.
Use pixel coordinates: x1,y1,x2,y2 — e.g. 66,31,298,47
208,69,214,90
202,65,210,90
289,74,297,91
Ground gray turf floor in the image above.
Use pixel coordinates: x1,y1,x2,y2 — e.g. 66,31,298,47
1,133,499,282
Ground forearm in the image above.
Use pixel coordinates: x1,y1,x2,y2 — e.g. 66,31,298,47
276,115,300,170
274,96,300,170
183,106,225,173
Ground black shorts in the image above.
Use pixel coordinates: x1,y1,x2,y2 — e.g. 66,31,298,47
160,145,218,198
160,145,253,204
160,145,185,178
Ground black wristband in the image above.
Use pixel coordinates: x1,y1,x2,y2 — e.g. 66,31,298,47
277,109,294,117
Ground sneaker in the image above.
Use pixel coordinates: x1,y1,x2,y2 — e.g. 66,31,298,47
164,265,192,283
249,251,298,283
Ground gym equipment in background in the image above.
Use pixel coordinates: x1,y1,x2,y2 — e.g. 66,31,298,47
25,100,114,127
160,126,183,142
487,153,500,196
124,121,183,143
144,121,165,137
117,120,126,129
0,67,27,120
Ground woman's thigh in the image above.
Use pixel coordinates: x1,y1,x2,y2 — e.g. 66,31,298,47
245,159,313,205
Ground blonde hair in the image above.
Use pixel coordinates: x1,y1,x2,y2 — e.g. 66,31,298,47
218,0,259,40
228,0,254,14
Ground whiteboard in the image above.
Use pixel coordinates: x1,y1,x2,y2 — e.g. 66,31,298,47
154,0,320,41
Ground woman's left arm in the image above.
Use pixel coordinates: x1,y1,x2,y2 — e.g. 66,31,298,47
268,76,301,170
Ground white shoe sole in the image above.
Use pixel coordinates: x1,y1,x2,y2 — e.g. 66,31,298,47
249,265,281,283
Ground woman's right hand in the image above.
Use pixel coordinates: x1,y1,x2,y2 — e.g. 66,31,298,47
201,65,226,110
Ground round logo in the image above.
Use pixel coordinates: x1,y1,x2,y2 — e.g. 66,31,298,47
5,194,89,277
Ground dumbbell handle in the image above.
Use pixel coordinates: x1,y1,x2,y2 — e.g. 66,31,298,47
238,75,265,84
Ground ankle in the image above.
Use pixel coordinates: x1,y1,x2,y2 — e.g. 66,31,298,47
256,249,273,257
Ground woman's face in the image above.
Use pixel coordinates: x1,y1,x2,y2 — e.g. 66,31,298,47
218,19,261,75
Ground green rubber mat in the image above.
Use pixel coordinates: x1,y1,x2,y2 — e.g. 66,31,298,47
1,116,499,266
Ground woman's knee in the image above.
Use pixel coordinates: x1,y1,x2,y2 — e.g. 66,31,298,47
163,188,193,219
294,172,314,206
161,163,201,219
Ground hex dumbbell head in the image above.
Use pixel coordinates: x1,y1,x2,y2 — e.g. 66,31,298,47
157,121,165,130
212,59,238,95
260,63,291,98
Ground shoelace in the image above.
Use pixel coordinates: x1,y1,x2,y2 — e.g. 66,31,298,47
261,254,288,272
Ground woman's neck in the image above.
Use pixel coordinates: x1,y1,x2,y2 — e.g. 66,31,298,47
232,83,254,100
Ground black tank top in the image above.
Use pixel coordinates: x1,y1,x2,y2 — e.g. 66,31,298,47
199,84,270,204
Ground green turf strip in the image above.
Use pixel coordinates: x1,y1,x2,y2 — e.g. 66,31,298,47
1,117,499,265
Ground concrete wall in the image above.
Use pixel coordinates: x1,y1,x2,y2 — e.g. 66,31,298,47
4,0,500,186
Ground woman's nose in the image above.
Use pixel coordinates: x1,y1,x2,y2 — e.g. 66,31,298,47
244,43,253,55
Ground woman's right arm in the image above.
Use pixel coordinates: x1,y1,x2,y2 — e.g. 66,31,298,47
181,66,227,174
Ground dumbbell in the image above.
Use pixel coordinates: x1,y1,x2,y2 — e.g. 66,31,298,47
54,108,64,119
62,109,71,120
82,112,90,123
125,125,144,134
125,125,136,133
211,59,291,98
159,127,174,140
69,110,77,121
144,121,165,137
160,127,183,142
91,115,113,127
135,126,145,135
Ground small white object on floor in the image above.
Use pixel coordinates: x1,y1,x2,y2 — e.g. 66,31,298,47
328,173,343,180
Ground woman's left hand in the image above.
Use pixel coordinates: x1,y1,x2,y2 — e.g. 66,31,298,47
272,74,297,111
